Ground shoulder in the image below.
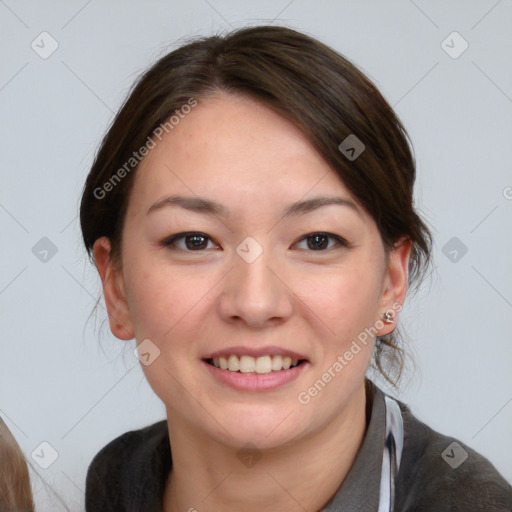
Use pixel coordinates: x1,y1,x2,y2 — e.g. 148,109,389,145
395,400,512,512
85,420,170,512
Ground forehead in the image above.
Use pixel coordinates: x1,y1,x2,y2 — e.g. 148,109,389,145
130,94,359,215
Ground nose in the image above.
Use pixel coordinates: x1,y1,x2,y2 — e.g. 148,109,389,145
217,247,294,329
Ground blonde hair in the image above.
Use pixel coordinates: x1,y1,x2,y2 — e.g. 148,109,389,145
0,417,35,512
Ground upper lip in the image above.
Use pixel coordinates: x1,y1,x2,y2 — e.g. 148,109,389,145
203,345,308,361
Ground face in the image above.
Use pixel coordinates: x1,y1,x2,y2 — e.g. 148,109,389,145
94,93,410,450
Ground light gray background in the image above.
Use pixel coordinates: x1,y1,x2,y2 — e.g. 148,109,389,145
1,1,511,510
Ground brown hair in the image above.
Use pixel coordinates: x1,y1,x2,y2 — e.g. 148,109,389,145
0,418,34,512
79,25,432,385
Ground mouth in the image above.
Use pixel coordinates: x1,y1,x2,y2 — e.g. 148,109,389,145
201,346,310,392
203,355,307,374
201,348,310,391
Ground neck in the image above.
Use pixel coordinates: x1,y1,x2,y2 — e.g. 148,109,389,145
163,382,368,512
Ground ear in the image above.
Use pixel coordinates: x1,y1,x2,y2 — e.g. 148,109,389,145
93,237,135,341
376,237,411,336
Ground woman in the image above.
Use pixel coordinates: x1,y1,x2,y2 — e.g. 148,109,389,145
80,25,512,511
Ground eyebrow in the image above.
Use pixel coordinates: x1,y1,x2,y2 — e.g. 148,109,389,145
146,194,360,218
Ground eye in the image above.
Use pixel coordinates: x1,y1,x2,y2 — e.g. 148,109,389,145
160,231,349,253
294,232,348,252
160,232,219,251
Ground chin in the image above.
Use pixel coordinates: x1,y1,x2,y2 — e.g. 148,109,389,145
207,403,309,450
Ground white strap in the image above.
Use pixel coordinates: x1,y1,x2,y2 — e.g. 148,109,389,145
385,395,404,469
377,396,404,512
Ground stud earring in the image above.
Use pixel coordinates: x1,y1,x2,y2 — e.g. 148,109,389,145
382,311,394,324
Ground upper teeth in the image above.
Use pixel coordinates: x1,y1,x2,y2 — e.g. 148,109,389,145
211,355,300,374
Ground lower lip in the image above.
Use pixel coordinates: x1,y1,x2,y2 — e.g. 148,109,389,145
202,360,309,391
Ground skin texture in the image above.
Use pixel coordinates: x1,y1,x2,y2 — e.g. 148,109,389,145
93,93,411,512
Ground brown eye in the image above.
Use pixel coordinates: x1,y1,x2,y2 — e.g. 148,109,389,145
295,232,348,251
307,233,329,250
160,232,218,251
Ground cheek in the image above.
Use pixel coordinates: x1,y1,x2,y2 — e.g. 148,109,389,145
124,263,206,400
123,253,188,339
124,256,219,353
300,265,382,336
296,263,383,383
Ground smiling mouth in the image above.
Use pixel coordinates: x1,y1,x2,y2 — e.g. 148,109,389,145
204,355,307,374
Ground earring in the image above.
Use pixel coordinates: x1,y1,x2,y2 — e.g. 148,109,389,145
382,311,394,324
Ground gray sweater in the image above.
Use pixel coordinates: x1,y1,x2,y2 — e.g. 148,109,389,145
85,381,512,511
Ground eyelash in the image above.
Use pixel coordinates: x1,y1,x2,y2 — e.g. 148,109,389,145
159,231,350,253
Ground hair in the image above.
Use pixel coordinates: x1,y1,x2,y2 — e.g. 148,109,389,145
0,418,34,512
79,24,432,386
